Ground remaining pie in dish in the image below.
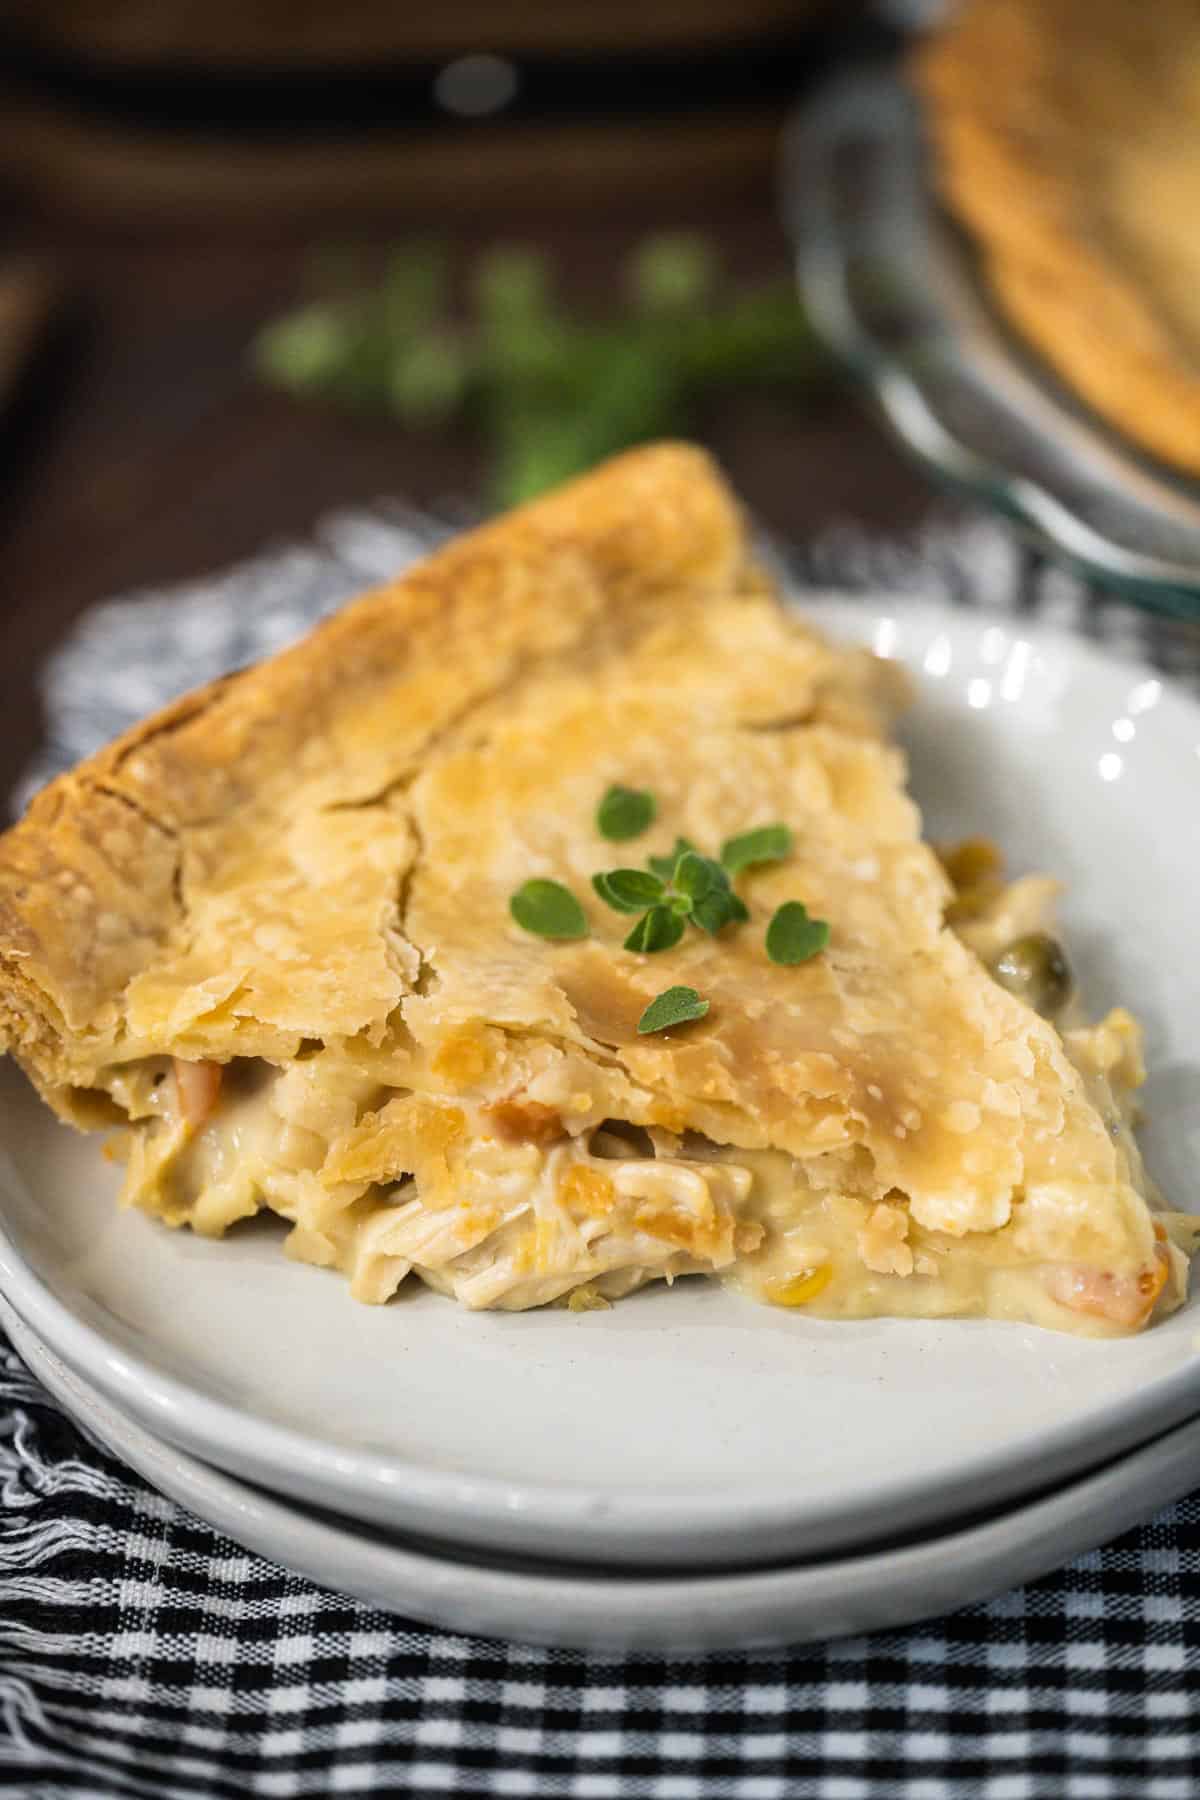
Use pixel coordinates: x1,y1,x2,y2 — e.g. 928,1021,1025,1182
912,0,1200,477
0,444,1192,1333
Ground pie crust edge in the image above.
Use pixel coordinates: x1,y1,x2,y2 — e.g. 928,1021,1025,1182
0,441,748,1108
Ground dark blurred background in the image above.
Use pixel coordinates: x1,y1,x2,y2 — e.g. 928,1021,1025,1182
0,0,937,798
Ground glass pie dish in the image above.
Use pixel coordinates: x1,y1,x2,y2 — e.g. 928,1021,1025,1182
781,67,1200,619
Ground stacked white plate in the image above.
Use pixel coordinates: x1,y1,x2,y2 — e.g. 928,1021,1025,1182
3,600,1199,1652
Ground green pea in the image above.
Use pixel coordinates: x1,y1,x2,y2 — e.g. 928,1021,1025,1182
991,932,1073,1018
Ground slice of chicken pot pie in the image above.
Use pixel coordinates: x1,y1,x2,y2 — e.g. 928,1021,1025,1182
0,445,1191,1335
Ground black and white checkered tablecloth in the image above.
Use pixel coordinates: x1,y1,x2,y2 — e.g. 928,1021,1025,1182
3,503,1200,1799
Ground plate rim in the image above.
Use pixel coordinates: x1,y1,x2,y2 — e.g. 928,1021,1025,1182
2,598,1199,1571
8,1297,1200,1652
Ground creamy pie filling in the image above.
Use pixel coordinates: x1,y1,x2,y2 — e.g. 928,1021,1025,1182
96,991,1192,1338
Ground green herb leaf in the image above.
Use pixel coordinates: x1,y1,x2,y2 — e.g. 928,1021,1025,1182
253,304,349,392
473,246,554,324
692,889,749,934
597,785,657,841
510,880,589,941
256,235,828,509
647,837,699,882
624,907,685,954
387,328,469,426
690,894,728,934
628,235,718,315
765,901,830,965
672,850,720,903
720,823,793,879
592,868,665,914
637,985,710,1035
381,244,449,332
671,852,747,934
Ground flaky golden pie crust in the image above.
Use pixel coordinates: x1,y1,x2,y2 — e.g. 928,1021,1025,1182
0,444,894,1097
913,0,1200,478
0,444,1190,1331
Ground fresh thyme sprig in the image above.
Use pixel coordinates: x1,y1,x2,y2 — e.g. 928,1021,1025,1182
509,790,832,1029
253,236,827,508
592,845,747,952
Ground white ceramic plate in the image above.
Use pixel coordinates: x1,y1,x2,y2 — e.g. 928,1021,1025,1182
1,599,1199,1570
8,1299,1200,1653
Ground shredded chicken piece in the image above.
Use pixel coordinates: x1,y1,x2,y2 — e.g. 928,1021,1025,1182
857,1202,914,1277
172,1058,223,1129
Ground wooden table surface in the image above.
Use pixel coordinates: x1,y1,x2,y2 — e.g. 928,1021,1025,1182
2,200,939,806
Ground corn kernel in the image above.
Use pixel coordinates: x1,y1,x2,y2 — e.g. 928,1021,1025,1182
766,1263,833,1307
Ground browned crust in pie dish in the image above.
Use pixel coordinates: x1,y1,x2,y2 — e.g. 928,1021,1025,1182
912,0,1200,478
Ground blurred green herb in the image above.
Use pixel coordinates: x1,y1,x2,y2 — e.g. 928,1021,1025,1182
253,235,825,509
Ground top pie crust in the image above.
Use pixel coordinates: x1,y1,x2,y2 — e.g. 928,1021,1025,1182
0,443,1189,1330
0,443,892,1102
